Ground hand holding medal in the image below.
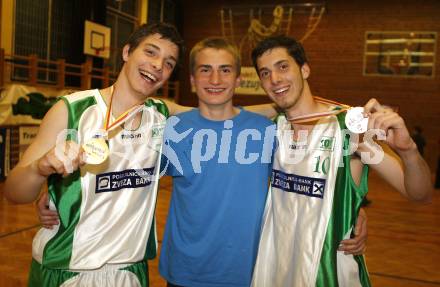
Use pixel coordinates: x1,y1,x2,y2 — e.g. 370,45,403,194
35,140,86,177
362,98,414,152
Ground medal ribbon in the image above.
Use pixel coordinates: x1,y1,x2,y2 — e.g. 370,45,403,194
287,96,351,123
104,86,145,133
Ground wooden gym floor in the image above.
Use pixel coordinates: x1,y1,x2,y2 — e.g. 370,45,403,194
1,172,439,286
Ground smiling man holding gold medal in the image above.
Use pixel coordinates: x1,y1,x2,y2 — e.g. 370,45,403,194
3,22,191,287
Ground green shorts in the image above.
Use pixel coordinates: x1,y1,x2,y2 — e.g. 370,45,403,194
28,258,149,287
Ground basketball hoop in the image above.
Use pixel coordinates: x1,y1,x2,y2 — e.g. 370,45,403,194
84,21,111,59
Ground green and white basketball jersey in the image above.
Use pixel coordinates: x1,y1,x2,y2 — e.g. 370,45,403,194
32,89,168,270
252,112,370,287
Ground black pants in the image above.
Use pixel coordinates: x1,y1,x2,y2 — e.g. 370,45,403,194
167,283,185,287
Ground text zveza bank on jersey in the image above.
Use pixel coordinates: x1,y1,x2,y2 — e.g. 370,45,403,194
272,169,326,198
95,168,155,193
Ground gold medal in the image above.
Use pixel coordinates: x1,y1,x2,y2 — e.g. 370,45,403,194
82,137,109,165
81,86,143,165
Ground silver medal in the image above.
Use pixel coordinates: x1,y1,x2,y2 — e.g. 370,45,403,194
345,107,368,134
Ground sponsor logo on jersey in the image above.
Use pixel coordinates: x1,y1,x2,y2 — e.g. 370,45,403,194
152,123,165,139
271,169,326,198
95,168,155,193
289,143,307,150
317,136,335,151
121,133,142,140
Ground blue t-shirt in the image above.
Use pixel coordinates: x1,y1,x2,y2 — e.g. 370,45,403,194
159,108,275,287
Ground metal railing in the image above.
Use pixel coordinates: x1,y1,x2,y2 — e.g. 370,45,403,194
0,48,179,99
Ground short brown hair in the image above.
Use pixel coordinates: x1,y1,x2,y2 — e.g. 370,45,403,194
252,35,308,72
126,22,184,61
189,37,241,76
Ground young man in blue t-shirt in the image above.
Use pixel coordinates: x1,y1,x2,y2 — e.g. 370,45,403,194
159,37,274,287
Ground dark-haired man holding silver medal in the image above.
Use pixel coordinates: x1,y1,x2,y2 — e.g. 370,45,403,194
250,35,433,287
3,22,193,287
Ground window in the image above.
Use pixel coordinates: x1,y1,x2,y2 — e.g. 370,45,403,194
106,1,139,75
148,0,177,24
14,0,75,83
364,31,437,78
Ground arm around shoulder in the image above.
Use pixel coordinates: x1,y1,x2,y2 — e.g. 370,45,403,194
244,103,280,119
161,98,193,116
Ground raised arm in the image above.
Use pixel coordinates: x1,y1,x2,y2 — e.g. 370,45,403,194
4,100,83,203
358,98,432,203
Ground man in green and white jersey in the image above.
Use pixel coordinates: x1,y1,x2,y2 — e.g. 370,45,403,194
250,35,433,287
4,22,191,287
